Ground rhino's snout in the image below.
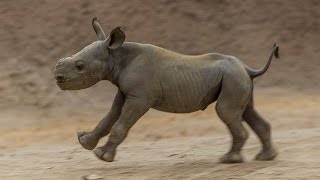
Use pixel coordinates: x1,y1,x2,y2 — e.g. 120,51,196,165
54,57,71,85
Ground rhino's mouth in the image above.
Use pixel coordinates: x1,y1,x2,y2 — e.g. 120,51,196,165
56,76,98,91
56,78,70,84
56,80,71,90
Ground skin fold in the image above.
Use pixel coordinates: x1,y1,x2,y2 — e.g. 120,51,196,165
54,17,279,163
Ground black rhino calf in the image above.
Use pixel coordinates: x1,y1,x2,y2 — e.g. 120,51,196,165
54,17,279,163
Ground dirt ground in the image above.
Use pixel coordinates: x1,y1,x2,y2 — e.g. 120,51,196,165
1,0,320,179
1,128,320,180
1,89,319,180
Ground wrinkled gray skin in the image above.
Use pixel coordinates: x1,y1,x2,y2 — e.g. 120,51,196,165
54,17,279,163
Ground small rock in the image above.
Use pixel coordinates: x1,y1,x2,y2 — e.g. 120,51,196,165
66,156,73,160
168,153,178,157
82,174,104,180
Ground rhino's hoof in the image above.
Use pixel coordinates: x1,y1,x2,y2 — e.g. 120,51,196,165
255,148,278,161
77,131,98,150
93,147,115,162
219,152,244,164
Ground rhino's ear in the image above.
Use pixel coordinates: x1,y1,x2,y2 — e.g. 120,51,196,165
92,17,106,40
104,27,125,50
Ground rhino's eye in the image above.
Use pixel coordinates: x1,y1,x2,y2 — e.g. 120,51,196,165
76,62,84,71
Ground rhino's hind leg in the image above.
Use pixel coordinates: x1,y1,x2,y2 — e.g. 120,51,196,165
217,118,248,163
243,96,278,161
215,99,249,163
215,73,252,163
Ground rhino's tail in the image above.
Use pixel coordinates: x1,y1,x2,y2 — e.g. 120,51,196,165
246,43,279,79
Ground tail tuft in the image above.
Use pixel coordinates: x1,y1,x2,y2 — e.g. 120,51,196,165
274,46,279,58
273,42,280,58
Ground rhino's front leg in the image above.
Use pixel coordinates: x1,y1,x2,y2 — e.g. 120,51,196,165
93,96,151,162
77,90,125,150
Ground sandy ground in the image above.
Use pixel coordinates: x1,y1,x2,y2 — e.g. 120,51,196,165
1,88,320,179
0,128,319,180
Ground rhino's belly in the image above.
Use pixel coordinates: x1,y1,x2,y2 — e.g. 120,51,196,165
152,86,220,113
152,71,222,113
152,97,214,113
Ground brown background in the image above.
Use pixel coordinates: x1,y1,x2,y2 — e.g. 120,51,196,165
1,0,319,108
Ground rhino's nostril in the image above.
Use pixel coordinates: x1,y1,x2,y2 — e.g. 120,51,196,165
55,74,66,82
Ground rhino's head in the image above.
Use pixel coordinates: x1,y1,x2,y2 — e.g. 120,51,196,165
54,17,125,90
